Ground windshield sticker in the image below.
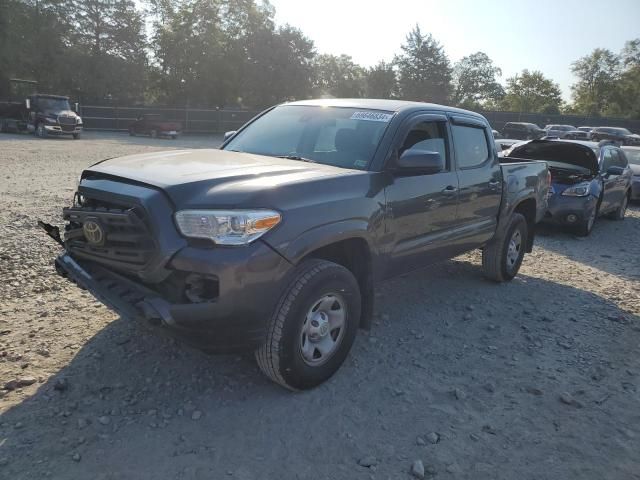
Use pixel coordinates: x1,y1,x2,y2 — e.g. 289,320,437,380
350,111,393,122
354,159,368,168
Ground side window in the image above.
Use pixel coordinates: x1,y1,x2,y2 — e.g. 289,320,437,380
400,121,449,169
451,124,490,169
612,149,627,168
601,148,614,171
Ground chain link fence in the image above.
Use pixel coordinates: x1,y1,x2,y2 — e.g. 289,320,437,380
78,104,640,134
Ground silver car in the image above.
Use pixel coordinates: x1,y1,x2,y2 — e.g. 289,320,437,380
622,146,640,201
544,124,577,138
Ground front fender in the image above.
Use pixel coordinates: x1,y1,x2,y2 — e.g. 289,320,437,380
271,219,378,266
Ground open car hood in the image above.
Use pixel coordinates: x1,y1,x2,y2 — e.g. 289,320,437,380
505,140,598,175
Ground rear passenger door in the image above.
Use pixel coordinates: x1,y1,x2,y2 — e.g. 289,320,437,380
450,117,503,248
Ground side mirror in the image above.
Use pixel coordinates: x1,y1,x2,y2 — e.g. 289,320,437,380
606,166,624,176
25,98,30,110
396,149,444,175
224,130,237,142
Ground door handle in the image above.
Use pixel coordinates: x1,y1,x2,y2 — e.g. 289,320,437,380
442,186,458,194
488,180,501,191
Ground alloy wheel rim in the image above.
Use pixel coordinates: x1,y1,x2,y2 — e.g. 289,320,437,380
299,293,346,366
506,229,522,272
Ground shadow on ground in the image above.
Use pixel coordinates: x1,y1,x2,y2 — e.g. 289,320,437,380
2,259,639,480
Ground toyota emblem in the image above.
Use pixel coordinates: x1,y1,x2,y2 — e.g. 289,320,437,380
83,220,104,245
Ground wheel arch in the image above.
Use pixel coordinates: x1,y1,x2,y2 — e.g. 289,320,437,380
512,198,537,252
292,233,376,331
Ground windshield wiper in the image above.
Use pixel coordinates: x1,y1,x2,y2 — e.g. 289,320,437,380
276,155,316,163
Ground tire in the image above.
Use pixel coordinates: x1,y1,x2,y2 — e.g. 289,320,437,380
609,192,629,221
482,213,528,282
171,134,177,140
129,128,135,136
255,259,361,391
150,129,157,139
576,196,601,236
36,122,46,138
72,133,80,140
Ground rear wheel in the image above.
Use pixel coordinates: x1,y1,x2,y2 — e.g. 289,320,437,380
255,259,361,390
482,213,528,282
150,129,158,139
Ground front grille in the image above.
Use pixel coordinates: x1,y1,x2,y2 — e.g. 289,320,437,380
58,115,76,131
63,196,156,271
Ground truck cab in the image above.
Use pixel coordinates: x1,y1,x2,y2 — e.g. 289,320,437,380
28,94,83,139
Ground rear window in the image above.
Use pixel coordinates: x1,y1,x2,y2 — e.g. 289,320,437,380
452,125,490,169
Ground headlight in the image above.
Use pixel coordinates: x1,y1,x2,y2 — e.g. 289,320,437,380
174,209,281,245
561,182,591,197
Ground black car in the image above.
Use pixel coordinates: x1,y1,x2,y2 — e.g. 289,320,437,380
502,122,546,140
505,140,632,236
590,127,640,146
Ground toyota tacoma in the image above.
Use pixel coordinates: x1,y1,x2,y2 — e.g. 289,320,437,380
42,99,550,390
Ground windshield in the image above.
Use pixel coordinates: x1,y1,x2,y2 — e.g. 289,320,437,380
623,149,640,165
223,105,393,170
37,97,71,112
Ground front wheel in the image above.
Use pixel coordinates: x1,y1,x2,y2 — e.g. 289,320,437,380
576,204,598,236
482,213,528,282
72,133,80,140
150,129,158,139
36,123,46,138
255,259,361,390
609,193,629,221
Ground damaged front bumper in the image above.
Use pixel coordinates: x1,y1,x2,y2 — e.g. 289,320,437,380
45,221,293,352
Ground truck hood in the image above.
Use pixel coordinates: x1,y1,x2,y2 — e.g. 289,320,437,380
44,109,79,119
84,149,365,207
506,140,599,175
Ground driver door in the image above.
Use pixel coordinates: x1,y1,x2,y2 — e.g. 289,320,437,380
384,114,460,277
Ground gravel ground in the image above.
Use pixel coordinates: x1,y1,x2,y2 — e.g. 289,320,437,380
1,131,639,480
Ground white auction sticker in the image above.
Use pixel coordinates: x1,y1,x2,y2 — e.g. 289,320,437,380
350,111,393,122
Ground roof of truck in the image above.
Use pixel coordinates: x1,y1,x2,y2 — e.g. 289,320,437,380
30,94,69,99
284,98,485,119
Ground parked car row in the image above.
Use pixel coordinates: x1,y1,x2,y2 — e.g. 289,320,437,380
502,139,634,236
494,122,640,145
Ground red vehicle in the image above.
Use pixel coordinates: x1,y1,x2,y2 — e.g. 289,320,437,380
128,114,181,139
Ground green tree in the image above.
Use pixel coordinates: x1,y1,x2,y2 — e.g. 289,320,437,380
620,38,640,68
501,69,562,113
312,54,365,98
451,52,504,109
570,48,620,116
395,25,452,103
365,61,397,98
67,0,148,103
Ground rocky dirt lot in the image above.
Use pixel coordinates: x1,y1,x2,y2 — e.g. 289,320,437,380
0,132,639,480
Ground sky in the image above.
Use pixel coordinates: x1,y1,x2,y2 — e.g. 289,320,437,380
268,0,640,101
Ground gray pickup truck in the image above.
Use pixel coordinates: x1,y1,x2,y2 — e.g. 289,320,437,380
43,99,550,390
